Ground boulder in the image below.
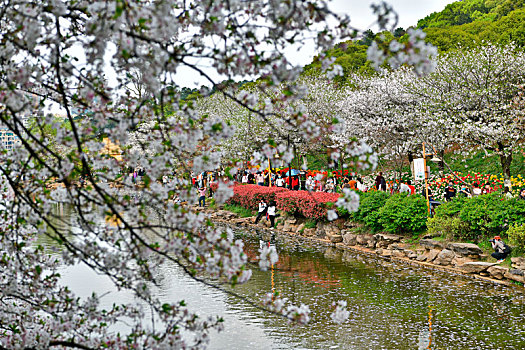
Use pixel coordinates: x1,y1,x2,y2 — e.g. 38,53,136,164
390,243,412,250
447,243,483,257
286,217,298,225
303,228,316,237
504,269,525,283
511,257,525,270
356,235,369,246
326,232,343,243
392,249,406,258
405,250,417,259
295,223,305,234
487,266,509,280
433,249,455,266
459,262,496,274
419,239,446,250
417,249,440,262
343,233,357,246
381,249,393,257
426,249,441,262
367,239,377,249
326,226,341,235
451,256,474,267
316,228,326,239
375,248,383,255
374,233,402,247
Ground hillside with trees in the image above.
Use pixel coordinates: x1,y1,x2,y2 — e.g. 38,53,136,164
306,0,525,78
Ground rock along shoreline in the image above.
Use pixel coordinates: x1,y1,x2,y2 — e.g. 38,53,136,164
197,206,525,289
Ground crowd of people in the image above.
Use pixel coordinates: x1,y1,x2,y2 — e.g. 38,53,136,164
234,169,369,193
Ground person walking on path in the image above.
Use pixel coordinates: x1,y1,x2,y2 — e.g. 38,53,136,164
254,199,268,224
198,187,207,207
375,172,386,191
267,200,277,228
490,236,511,263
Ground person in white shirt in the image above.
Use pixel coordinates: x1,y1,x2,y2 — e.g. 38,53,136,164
275,176,284,187
267,200,277,228
356,177,367,192
305,176,314,191
399,181,411,194
242,173,249,184
254,199,267,224
256,172,265,186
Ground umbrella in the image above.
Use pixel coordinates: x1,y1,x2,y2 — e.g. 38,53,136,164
286,169,301,176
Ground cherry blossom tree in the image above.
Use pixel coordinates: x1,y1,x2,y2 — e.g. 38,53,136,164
0,1,437,349
414,43,525,179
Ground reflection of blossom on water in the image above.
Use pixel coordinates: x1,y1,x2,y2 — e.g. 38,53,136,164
330,300,350,324
259,244,278,271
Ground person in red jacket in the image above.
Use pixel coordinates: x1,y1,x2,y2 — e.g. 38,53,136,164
292,175,299,190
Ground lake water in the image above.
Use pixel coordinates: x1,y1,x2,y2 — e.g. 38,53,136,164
45,206,525,349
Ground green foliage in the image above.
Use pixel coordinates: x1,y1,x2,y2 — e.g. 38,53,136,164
492,199,525,230
418,1,525,52
507,224,525,253
223,204,253,218
433,196,469,218
427,216,473,241
417,0,493,28
435,149,525,177
354,191,389,232
378,194,428,235
458,193,503,237
304,220,317,229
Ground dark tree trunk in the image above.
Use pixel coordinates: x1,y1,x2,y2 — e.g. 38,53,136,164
408,151,414,164
499,153,512,179
497,142,512,179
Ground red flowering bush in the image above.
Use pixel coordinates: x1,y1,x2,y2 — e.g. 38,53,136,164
226,185,340,219
227,184,288,210
276,190,340,219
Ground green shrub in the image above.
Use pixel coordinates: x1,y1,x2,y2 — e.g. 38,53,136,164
507,224,525,254
427,216,473,241
434,196,468,218
492,199,525,231
354,191,389,231
458,193,503,238
378,194,428,235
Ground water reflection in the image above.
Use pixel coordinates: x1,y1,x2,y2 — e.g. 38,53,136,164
43,206,525,350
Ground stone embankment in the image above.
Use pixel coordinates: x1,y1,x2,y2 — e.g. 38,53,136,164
201,207,525,287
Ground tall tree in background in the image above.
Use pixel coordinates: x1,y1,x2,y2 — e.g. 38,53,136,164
416,43,525,178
